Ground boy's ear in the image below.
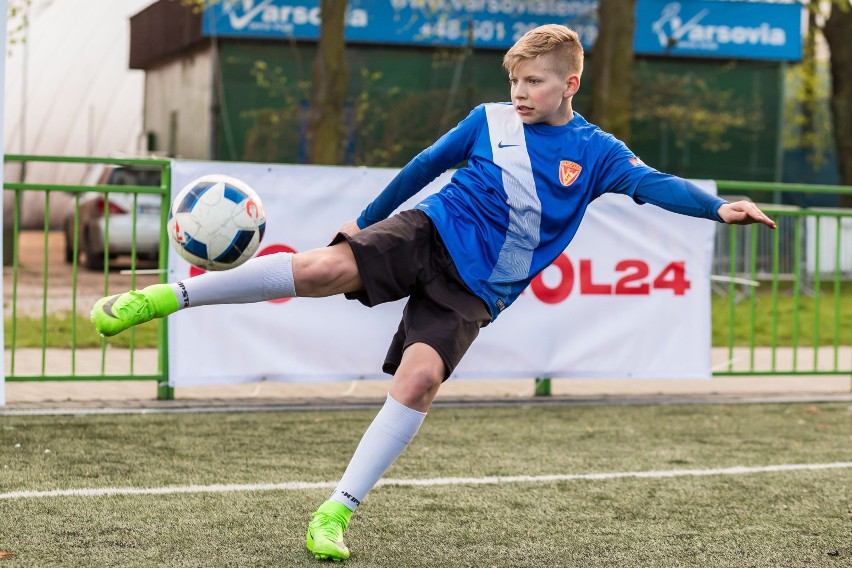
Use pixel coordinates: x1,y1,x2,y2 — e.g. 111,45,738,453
564,75,581,98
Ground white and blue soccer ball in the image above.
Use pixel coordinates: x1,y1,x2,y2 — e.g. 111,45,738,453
168,174,266,271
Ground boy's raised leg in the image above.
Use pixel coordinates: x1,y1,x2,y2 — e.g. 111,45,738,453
89,251,299,336
89,243,362,338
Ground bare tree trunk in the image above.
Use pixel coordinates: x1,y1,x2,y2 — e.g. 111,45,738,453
822,3,852,199
800,9,819,159
588,0,636,143
307,0,347,165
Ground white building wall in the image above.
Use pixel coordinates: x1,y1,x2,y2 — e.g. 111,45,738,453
3,0,152,228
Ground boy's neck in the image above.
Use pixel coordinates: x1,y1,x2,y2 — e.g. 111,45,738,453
539,104,574,127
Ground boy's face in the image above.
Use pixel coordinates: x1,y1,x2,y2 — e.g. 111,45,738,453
508,54,579,126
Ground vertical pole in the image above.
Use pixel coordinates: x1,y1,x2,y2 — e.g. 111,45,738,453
40,191,50,375
727,225,737,372
748,225,758,371
811,216,822,371
9,193,20,378
832,217,841,373
791,216,800,371
770,223,780,372
157,162,174,400
0,0,8,406
71,194,80,374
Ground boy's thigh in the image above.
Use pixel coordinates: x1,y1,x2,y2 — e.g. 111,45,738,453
332,209,442,307
331,209,491,379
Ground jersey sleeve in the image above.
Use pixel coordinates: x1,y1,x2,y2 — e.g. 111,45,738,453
632,172,728,221
357,105,485,228
595,136,727,222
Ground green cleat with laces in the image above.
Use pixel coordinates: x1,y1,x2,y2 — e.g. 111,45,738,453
90,284,179,337
306,501,352,562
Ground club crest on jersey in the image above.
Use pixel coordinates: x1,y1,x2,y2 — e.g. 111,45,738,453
559,161,582,187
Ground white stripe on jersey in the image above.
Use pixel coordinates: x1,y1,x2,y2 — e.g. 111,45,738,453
485,104,541,284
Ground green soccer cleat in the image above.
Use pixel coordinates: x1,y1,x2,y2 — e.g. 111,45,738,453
90,284,179,337
306,501,352,562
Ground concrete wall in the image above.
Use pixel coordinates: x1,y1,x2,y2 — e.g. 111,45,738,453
144,45,212,160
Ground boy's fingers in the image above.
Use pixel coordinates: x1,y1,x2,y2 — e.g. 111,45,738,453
722,201,776,228
748,204,776,229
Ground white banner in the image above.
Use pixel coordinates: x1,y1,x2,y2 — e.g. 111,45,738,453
169,160,715,386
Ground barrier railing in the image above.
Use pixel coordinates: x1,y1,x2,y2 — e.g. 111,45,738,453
2,157,850,400
3,155,173,399
712,181,851,377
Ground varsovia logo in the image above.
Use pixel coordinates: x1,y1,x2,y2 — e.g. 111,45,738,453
223,0,274,30
652,2,787,50
220,0,368,31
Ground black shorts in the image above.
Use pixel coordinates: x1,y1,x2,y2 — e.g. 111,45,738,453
331,209,491,380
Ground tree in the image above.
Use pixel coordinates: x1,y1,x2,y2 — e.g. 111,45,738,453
631,65,762,154
306,0,348,165
821,1,852,192
179,0,349,165
588,0,636,143
789,7,829,172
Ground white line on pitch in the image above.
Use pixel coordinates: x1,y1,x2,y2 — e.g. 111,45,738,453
2,462,851,501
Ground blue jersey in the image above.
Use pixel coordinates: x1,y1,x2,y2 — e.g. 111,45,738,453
358,103,726,320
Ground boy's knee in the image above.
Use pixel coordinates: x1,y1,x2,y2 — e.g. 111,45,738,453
406,366,443,393
293,244,360,296
391,358,444,410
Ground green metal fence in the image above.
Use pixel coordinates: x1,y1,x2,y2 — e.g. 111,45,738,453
1,157,850,401
3,155,173,399
713,181,851,377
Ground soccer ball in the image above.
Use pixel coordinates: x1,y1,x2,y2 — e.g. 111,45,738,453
168,174,266,271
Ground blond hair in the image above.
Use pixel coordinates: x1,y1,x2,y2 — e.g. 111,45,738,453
503,24,584,77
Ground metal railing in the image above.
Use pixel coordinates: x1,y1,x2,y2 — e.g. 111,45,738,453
2,158,850,400
712,208,851,376
712,180,851,377
3,155,173,399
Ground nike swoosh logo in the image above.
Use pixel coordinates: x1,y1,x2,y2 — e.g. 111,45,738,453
102,296,119,318
227,0,273,30
497,142,518,148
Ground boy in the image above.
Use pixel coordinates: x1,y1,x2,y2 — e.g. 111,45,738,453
92,24,775,562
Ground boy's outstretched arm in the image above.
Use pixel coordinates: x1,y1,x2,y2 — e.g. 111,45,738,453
716,200,777,229
625,171,777,230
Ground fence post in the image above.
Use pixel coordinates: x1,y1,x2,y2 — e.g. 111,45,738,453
157,161,174,401
534,376,552,397
157,380,174,400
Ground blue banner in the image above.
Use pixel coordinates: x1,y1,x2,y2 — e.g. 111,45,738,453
203,0,801,62
634,0,802,61
203,0,600,49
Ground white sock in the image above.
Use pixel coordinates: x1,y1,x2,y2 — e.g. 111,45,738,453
329,394,427,511
171,252,296,308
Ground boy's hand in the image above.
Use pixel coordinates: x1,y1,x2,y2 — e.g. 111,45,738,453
339,219,361,236
717,201,777,229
